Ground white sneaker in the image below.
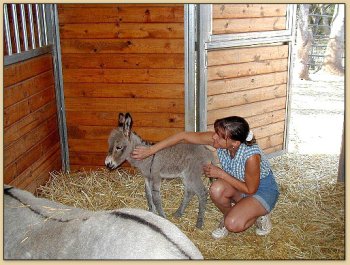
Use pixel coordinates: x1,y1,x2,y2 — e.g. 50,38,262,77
255,213,272,236
211,218,229,239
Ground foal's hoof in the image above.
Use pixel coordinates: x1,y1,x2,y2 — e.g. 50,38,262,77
196,220,204,230
173,210,183,219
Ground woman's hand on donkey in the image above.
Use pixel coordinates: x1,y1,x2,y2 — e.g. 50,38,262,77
131,146,153,160
203,163,222,179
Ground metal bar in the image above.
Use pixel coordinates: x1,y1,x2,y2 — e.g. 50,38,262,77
11,4,22,53
309,13,333,18
4,4,13,55
20,4,29,51
44,5,53,45
42,4,48,45
198,4,211,132
28,4,36,49
50,4,70,172
35,4,43,47
309,24,331,27
284,5,297,153
184,4,197,132
4,45,52,66
208,36,291,50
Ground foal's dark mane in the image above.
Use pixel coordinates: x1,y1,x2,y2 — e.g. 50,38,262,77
133,131,154,146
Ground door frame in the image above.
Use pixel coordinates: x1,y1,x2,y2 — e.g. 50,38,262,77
185,4,297,157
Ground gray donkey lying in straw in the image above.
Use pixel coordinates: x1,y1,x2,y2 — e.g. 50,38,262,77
4,185,203,259
105,113,214,229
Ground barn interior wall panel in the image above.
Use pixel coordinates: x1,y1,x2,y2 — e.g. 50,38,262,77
4,54,62,193
212,4,287,35
208,4,289,154
58,4,185,170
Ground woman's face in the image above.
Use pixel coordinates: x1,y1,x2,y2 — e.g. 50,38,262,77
212,129,240,149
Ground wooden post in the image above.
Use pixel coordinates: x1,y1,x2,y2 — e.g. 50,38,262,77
337,122,344,182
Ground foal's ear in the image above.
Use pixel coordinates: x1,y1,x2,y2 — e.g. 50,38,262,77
123,113,133,138
118,113,125,128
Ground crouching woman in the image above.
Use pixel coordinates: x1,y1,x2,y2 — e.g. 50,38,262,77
132,116,280,239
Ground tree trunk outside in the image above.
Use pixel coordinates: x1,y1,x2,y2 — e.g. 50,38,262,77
296,4,313,80
322,4,345,75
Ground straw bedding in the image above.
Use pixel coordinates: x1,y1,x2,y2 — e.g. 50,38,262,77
37,153,344,260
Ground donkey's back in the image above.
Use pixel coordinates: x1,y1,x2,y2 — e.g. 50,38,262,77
4,185,203,260
151,143,213,179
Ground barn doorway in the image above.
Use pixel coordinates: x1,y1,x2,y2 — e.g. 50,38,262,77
288,72,344,155
287,4,345,180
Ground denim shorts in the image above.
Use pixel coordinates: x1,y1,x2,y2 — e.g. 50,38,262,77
242,170,280,212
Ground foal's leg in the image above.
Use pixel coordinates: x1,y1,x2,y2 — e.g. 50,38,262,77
151,176,167,218
144,178,156,213
173,187,195,218
192,178,208,229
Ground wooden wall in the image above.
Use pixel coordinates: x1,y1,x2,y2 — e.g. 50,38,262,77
4,54,62,193
58,4,185,170
212,4,287,34
207,4,289,154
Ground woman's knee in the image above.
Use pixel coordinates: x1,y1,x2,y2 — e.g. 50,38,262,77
224,216,246,233
209,180,226,199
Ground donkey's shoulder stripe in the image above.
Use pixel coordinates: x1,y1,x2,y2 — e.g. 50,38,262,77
111,211,192,259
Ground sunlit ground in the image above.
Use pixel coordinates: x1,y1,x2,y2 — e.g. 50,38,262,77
287,71,344,155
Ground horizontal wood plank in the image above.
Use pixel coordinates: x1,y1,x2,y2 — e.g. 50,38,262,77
65,97,184,113
4,129,60,184
25,156,61,194
58,4,184,8
65,111,185,127
208,71,288,96
69,165,112,171
67,125,183,141
264,144,283,154
68,126,182,153
64,83,184,98
62,53,184,69
60,23,184,39
60,39,184,54
207,109,286,130
246,109,286,129
21,147,61,192
208,58,288,81
208,84,287,110
258,132,284,150
4,101,57,148
4,70,55,108
212,17,286,35
4,54,53,87
58,6,184,23
4,86,56,128
207,97,286,125
9,142,60,188
208,45,288,66
252,120,285,139
212,4,287,19
4,115,58,167
69,152,109,167
62,68,184,84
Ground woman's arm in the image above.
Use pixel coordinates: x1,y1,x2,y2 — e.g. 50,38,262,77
203,154,261,195
132,131,215,160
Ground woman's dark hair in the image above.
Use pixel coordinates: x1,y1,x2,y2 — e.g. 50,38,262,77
214,116,256,145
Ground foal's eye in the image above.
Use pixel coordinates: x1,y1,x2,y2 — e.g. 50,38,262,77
115,146,123,151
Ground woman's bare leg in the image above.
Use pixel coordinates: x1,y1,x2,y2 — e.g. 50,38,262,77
209,179,242,215
224,196,268,233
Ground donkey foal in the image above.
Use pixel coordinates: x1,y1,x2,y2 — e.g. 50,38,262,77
105,113,214,228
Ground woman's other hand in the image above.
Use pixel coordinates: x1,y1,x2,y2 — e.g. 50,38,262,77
131,146,153,160
203,163,222,179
